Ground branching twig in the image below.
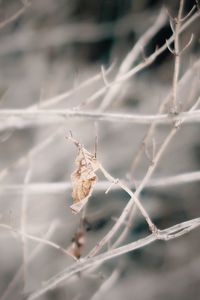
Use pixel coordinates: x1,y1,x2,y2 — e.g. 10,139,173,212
99,8,167,111
129,58,200,176
27,217,200,300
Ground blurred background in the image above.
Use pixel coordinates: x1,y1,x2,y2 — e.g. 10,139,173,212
0,0,200,299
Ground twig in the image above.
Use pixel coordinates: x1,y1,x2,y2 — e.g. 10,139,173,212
99,164,157,233
0,223,71,257
77,10,199,110
0,221,60,300
21,161,32,289
99,8,167,111
171,0,185,113
118,10,199,83
88,124,178,257
0,128,62,181
129,58,200,176
2,169,200,194
90,269,120,300
0,3,28,30
27,217,200,300
1,108,200,131
36,64,114,109
114,94,200,249
87,91,200,256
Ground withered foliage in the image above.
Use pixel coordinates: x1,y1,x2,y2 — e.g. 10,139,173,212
70,142,99,214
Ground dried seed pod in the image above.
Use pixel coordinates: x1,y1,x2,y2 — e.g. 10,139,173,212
70,144,99,214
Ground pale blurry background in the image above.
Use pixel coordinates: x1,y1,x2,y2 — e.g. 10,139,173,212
0,1,200,300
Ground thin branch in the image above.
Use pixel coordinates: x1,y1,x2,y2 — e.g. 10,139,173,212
0,223,71,257
171,0,184,112
21,162,32,289
88,124,178,257
27,217,200,300
90,269,120,300
115,93,200,249
129,58,200,176
180,5,196,22
0,4,28,30
99,164,157,233
0,128,62,181
118,10,200,83
0,221,60,300
36,64,114,109
0,9,168,56
1,170,200,194
78,9,199,110
1,108,200,131
87,91,200,256
99,8,167,111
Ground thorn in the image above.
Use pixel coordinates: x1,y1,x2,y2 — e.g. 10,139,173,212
166,39,176,55
140,46,147,62
166,8,175,32
169,17,175,33
179,33,194,55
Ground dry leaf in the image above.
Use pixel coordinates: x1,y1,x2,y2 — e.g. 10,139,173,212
70,144,99,214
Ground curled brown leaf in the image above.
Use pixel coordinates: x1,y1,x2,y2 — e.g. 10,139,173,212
70,139,99,214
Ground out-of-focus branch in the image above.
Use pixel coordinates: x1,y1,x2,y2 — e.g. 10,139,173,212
0,107,200,131
119,9,199,83
0,3,29,30
0,221,60,300
0,128,62,181
0,9,167,56
90,269,120,300
171,0,185,112
99,8,167,111
1,170,200,194
33,64,114,109
0,223,71,257
21,162,32,289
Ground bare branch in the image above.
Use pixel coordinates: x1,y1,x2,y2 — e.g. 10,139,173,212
0,221,60,300
1,108,200,131
0,4,28,30
27,217,200,300
0,223,71,257
171,0,185,113
99,8,167,111
21,162,32,289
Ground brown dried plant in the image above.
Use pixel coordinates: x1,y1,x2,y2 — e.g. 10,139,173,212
67,135,99,214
